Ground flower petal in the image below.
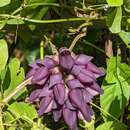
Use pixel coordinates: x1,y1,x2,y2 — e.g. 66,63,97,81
53,109,62,122
39,84,53,97
38,57,58,69
59,47,74,70
86,62,105,78
85,82,103,96
63,108,77,130
49,73,62,88
29,89,41,102
53,83,65,105
79,104,93,122
75,54,93,65
77,72,94,83
38,96,52,116
32,67,49,84
69,89,84,108
66,79,84,89
26,68,36,79
65,99,76,110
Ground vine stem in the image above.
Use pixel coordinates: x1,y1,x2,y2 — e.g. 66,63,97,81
0,105,4,130
3,77,32,103
40,40,44,60
69,32,86,51
0,14,105,24
90,102,120,123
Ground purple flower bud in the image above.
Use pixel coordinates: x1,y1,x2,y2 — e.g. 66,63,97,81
39,84,53,97
49,73,62,88
38,96,53,116
29,89,41,102
75,54,93,65
53,83,65,105
65,99,76,110
59,47,74,70
63,108,77,130
86,82,103,95
53,109,62,122
86,62,105,78
79,104,93,122
69,89,92,108
71,65,94,83
66,78,84,89
37,57,58,69
32,66,49,85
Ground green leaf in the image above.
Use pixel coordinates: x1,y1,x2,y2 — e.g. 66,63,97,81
3,58,25,99
0,0,11,7
100,57,130,121
7,102,38,124
106,0,123,7
119,31,130,49
107,7,122,33
7,19,24,25
96,121,127,130
0,39,8,72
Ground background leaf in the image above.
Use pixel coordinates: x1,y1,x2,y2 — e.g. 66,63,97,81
0,39,8,72
3,58,25,99
100,57,130,121
7,102,38,124
106,0,123,7
119,31,130,49
0,0,11,7
96,121,127,130
107,7,122,33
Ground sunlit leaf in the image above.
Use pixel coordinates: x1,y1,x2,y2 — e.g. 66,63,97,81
107,7,122,33
100,57,130,121
119,31,130,49
3,58,25,99
0,39,8,72
7,102,38,124
0,0,11,7
96,121,127,130
106,0,123,6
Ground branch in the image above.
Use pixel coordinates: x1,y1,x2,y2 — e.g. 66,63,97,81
69,32,86,51
0,14,105,24
3,77,32,103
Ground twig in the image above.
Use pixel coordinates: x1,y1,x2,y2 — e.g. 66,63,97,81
0,106,4,130
3,77,32,103
40,40,44,60
69,32,86,51
0,14,105,24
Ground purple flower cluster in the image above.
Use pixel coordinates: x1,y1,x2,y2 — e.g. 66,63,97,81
26,47,104,130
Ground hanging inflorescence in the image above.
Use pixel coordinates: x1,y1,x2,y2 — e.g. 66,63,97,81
26,47,104,130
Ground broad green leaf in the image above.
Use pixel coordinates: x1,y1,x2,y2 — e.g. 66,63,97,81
7,102,38,124
3,58,25,99
100,57,130,121
96,121,127,130
119,31,130,49
106,0,123,7
0,39,8,72
107,7,122,33
0,0,11,7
